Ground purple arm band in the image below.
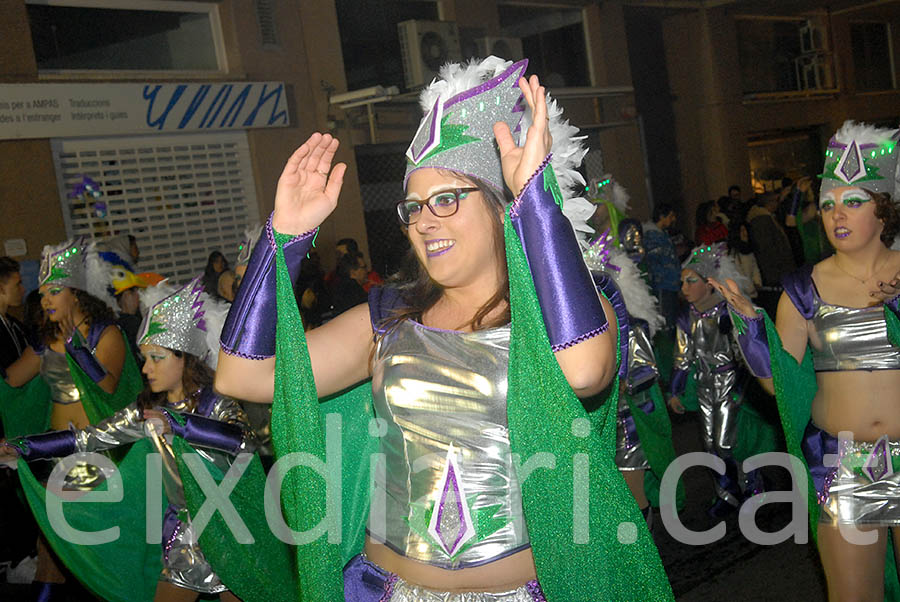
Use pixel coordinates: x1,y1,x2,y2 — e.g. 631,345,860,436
510,159,608,351
220,213,315,359
13,431,77,460
732,309,773,379
669,369,688,396
165,411,244,454
65,331,107,383
593,272,629,379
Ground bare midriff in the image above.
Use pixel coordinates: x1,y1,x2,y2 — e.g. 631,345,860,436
811,369,900,441
363,537,538,593
50,401,90,431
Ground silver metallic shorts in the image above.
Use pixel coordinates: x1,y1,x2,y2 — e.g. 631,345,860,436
808,425,900,526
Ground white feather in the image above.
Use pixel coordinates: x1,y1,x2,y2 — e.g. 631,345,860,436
83,241,119,313
832,120,898,146
606,247,665,337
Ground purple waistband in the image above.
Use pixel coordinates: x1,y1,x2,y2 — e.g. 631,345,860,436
342,555,546,602
800,421,839,504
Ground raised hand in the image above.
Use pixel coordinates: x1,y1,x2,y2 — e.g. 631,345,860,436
272,133,347,235
709,277,757,318
493,74,553,197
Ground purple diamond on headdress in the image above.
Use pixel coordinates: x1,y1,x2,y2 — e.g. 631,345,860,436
406,97,443,164
863,435,893,482
836,140,865,184
427,445,476,557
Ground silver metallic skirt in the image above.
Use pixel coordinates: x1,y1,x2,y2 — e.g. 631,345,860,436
615,394,650,471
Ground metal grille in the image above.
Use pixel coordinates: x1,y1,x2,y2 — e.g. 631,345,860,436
356,144,410,278
51,132,260,285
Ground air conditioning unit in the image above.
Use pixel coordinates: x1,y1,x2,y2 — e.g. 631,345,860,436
398,20,462,90
800,20,824,53
475,36,524,61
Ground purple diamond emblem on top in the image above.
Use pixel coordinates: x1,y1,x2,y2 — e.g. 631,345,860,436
863,435,893,482
427,445,476,558
835,139,866,184
406,96,443,165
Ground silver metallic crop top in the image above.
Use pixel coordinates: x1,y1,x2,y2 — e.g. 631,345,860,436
40,348,81,404
368,318,530,570
784,266,900,371
808,291,900,372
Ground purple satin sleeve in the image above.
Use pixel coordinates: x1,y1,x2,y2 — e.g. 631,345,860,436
800,421,839,503
14,430,77,460
64,335,107,383
733,310,773,378
782,264,815,319
787,188,802,216
510,158,608,351
220,213,315,359
593,272,629,379
165,411,244,454
669,369,688,396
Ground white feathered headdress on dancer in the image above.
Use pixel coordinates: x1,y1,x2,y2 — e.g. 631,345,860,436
682,242,752,297
404,55,595,244
583,230,665,336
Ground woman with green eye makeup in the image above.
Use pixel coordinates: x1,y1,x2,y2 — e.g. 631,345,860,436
0,237,144,600
712,121,900,600
1,278,256,602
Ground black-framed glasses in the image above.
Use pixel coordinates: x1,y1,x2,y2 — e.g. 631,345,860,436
396,187,479,225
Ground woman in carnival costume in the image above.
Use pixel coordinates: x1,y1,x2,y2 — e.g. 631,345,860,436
2,277,255,602
0,237,143,599
668,242,771,517
216,57,673,600
714,121,900,600
583,230,682,526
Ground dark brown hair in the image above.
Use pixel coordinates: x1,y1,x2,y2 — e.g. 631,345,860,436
137,350,214,412
381,172,511,333
873,191,900,247
38,288,117,345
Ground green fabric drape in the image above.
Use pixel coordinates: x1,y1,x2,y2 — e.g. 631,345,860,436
763,309,900,600
267,167,673,599
4,329,154,602
632,383,686,511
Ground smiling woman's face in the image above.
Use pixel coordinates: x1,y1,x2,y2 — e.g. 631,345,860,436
404,168,504,291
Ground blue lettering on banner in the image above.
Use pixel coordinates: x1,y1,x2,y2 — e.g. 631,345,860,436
142,83,288,132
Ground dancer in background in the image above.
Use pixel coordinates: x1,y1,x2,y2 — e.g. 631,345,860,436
216,56,672,600
0,237,142,600
668,243,768,517
2,277,253,601
716,121,900,600
584,231,682,528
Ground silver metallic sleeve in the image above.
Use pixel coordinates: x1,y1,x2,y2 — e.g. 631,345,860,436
673,323,694,374
73,402,145,453
626,324,659,395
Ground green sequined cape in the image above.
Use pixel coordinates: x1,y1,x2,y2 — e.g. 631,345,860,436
2,331,156,602
268,172,674,600
762,309,900,600
631,382,686,510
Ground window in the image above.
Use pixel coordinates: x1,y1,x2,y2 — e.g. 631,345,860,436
51,132,260,284
498,5,590,87
26,0,226,74
851,22,896,91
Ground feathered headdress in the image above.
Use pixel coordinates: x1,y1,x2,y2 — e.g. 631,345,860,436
820,120,899,200
682,242,752,295
137,276,229,369
39,237,118,312
404,56,594,242
583,231,665,336
235,223,263,268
